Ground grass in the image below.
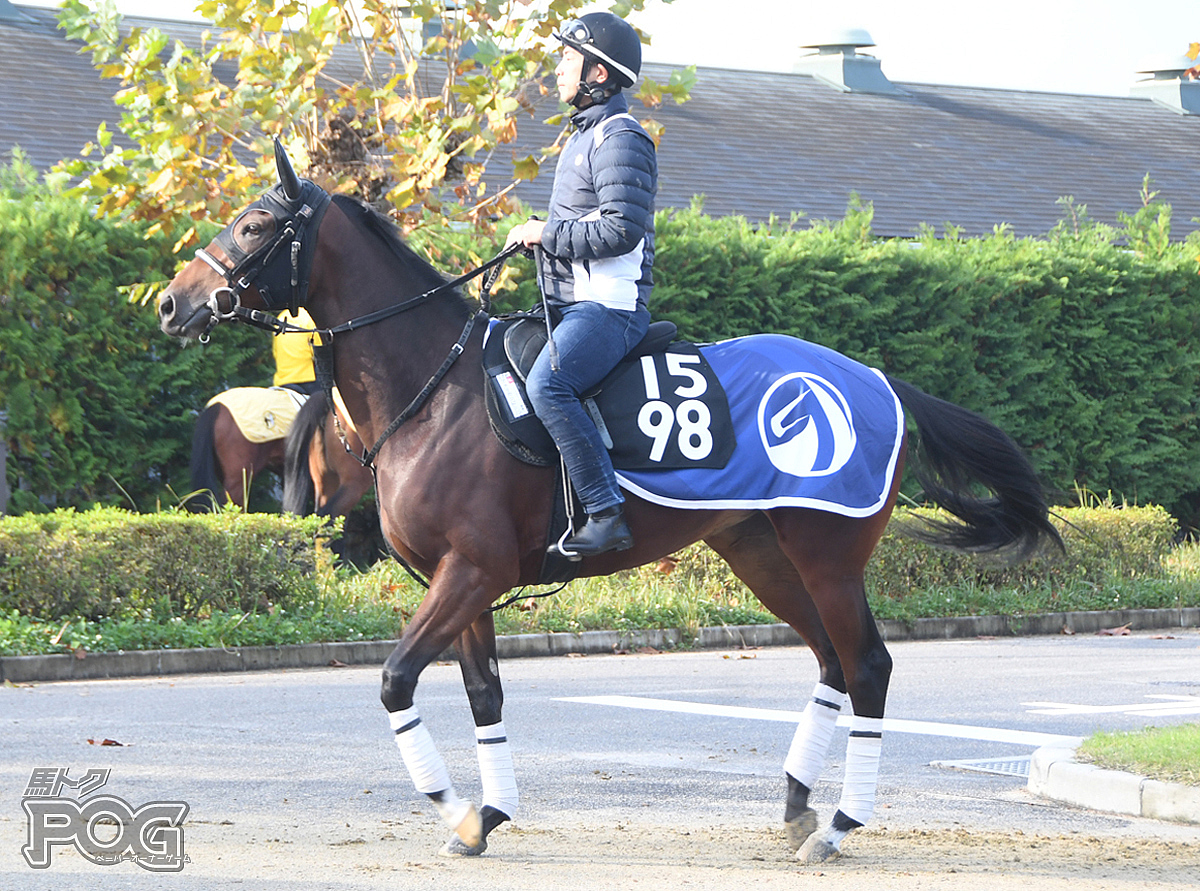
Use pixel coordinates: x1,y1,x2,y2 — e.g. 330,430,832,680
1078,723,1200,787
2,540,1198,659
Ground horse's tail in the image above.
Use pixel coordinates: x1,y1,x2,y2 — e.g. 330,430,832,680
189,403,224,512
886,376,1063,560
282,391,324,515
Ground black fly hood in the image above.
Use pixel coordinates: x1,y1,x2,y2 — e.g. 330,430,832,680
195,140,331,316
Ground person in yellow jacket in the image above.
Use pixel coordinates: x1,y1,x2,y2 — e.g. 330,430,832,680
273,308,319,397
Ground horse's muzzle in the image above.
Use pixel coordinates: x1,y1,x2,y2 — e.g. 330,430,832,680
157,290,212,340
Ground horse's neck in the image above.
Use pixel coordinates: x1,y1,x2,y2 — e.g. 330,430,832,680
324,298,477,451
308,205,477,450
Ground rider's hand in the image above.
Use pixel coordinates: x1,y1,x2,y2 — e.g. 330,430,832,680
504,219,545,251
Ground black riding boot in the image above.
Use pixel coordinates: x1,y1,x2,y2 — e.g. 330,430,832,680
561,506,633,557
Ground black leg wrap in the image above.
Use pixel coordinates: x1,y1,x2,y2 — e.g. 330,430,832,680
783,774,812,822
831,809,864,833
480,805,510,839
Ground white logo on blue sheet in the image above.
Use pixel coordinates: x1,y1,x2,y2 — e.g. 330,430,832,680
756,372,857,477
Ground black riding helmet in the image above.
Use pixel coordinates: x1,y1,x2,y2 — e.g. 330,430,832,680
556,11,641,105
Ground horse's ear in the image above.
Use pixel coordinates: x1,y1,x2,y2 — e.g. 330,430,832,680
274,138,302,202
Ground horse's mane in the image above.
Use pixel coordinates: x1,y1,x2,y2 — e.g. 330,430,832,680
330,194,472,315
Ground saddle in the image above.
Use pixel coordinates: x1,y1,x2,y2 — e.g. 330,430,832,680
206,387,306,442
482,317,733,471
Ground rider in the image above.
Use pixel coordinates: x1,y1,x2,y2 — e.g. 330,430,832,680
505,11,656,557
273,307,320,397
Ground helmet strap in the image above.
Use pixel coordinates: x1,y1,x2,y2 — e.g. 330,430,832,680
569,62,614,109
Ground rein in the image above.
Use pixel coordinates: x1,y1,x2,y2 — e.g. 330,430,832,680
214,241,522,342
245,242,518,471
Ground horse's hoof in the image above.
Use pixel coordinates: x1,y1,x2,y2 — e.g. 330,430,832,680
439,834,488,857
796,834,841,864
453,802,482,848
784,807,819,852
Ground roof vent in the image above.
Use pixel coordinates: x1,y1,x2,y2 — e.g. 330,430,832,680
793,27,901,95
0,0,36,23
1130,52,1200,115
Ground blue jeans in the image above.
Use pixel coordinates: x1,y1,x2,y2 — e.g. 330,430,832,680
525,300,650,513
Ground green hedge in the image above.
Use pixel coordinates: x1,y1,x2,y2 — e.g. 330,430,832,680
0,154,273,514
7,152,1200,529
651,205,1200,526
0,504,1176,631
661,504,1178,602
0,507,325,620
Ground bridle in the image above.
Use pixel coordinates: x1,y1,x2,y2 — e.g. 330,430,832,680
193,178,332,343
194,179,520,469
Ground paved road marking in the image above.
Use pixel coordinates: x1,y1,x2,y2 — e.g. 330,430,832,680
1023,694,1200,717
559,695,1081,747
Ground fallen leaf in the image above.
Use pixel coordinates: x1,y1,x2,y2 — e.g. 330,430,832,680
1097,624,1131,636
73,647,88,660
87,738,125,747
636,646,661,655
1060,625,1075,635
1150,635,1176,640
328,659,348,668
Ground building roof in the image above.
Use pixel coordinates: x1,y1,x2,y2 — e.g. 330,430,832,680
4,5,1199,239
506,68,1200,239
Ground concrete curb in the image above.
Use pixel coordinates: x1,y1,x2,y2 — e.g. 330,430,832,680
1,607,1196,685
1028,746,1200,825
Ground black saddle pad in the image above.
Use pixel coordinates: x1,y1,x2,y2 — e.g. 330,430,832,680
482,317,734,471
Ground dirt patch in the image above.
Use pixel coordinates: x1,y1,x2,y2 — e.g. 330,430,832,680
160,816,1200,890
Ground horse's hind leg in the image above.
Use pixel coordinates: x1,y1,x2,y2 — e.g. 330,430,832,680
769,507,895,863
705,515,851,852
440,611,518,857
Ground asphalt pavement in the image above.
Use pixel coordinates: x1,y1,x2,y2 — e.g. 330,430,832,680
2,630,1199,889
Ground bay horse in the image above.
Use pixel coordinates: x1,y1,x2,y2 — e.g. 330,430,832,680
189,396,287,511
282,389,374,519
157,145,1060,863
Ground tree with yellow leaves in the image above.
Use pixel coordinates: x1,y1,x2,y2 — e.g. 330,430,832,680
54,0,693,254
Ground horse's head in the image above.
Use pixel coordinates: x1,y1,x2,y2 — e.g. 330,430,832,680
158,141,331,341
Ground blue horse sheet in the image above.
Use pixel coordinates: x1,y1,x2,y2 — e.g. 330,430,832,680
613,334,904,517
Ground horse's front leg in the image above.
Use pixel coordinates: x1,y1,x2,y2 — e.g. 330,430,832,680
440,610,518,857
380,554,503,850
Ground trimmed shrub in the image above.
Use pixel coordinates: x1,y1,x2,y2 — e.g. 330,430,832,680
0,507,326,620
869,503,1177,597
657,504,1177,602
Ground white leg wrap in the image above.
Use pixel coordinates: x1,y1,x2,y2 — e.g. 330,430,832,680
476,721,519,818
390,707,452,793
783,683,848,788
836,715,883,826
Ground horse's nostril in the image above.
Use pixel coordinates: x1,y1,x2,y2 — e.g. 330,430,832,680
158,293,175,320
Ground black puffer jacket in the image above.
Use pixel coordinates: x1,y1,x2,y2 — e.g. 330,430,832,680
537,93,656,311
